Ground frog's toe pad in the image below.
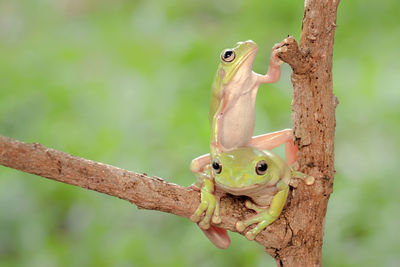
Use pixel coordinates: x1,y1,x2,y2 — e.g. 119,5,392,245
245,232,256,241
305,175,315,185
236,221,246,232
212,216,221,224
190,214,201,223
199,220,210,230
276,46,288,53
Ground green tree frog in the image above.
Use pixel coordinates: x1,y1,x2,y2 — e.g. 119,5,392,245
190,39,314,249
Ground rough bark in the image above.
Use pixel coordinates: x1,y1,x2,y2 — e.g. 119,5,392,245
273,0,340,265
0,0,339,265
0,135,293,248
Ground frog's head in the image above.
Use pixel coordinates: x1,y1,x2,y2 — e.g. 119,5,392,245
217,40,258,85
211,147,286,194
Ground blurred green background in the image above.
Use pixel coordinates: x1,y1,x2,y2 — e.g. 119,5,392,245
1,0,399,266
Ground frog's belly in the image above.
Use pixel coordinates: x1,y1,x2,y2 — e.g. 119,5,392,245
219,96,255,149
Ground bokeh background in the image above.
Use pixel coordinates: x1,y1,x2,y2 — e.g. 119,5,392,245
1,0,399,266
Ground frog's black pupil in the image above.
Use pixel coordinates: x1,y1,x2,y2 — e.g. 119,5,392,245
212,161,220,170
256,161,268,175
224,50,233,59
258,162,267,172
212,160,222,173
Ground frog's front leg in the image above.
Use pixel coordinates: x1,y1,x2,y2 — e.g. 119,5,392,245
190,156,221,228
236,182,289,240
190,156,230,249
190,153,210,173
254,37,291,84
190,177,222,229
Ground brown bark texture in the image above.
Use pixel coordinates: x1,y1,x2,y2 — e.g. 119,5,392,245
273,0,340,265
0,0,339,266
0,135,297,249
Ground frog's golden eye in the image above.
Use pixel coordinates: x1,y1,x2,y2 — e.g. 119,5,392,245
221,49,235,62
212,159,222,174
255,160,268,175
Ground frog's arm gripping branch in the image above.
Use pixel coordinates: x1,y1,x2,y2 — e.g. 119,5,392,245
0,135,292,249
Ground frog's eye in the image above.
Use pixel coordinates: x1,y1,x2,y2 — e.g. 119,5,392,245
221,49,235,63
212,159,222,174
255,160,268,175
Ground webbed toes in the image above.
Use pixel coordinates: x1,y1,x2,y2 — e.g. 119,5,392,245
190,202,208,222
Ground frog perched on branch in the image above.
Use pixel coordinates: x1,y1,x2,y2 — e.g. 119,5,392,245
190,39,314,249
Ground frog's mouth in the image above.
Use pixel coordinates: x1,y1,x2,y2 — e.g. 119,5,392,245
215,180,269,196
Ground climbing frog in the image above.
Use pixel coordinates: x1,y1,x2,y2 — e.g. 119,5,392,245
190,39,314,249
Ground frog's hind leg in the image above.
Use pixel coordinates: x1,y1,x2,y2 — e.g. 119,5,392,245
247,129,298,166
201,226,231,249
190,153,210,173
236,181,289,240
284,136,298,166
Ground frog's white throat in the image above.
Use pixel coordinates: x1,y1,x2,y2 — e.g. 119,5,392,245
216,182,278,207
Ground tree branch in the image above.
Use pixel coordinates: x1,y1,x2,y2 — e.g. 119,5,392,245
272,0,340,266
0,135,292,249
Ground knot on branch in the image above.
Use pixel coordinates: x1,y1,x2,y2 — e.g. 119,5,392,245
275,36,312,75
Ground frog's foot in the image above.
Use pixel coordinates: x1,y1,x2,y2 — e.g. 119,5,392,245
291,170,315,185
271,46,286,66
271,37,293,66
291,161,300,171
201,226,231,249
190,192,221,229
236,200,277,241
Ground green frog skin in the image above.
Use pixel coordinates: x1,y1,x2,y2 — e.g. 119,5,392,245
190,38,314,249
